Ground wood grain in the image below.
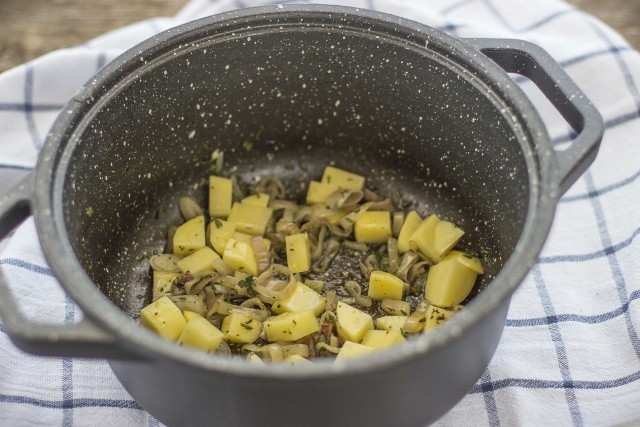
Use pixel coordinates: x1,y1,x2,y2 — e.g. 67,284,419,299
0,0,638,72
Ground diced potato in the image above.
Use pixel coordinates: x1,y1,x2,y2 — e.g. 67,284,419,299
306,181,334,205
321,166,365,190
173,215,205,256
361,329,406,349
182,310,201,323
227,202,273,236
221,312,262,344
336,341,374,360
140,296,187,341
283,355,312,365
232,231,271,250
368,271,405,301
424,251,483,308
336,301,373,343
285,233,311,273
247,353,264,364
242,193,270,207
272,282,327,316
209,176,233,218
168,295,207,316
223,238,258,276
176,246,220,275
178,315,224,352
376,315,408,332
354,211,391,244
424,305,455,331
264,310,319,342
152,271,179,301
207,219,236,255
409,214,464,263
397,211,422,254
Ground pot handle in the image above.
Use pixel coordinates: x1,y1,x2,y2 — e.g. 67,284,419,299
0,173,140,359
465,38,604,195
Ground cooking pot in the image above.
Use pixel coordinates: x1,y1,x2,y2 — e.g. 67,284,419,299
0,5,603,427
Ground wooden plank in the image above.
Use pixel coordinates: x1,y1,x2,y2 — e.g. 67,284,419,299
0,0,638,72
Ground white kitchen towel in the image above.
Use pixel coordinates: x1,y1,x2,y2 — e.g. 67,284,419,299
1,0,639,426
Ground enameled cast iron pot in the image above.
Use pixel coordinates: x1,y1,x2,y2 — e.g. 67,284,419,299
0,5,603,427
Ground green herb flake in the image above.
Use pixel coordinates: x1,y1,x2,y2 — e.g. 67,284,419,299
242,140,253,151
254,128,264,139
135,252,146,261
298,161,308,172
214,218,223,228
284,163,295,171
86,207,94,218
240,323,254,330
203,143,211,151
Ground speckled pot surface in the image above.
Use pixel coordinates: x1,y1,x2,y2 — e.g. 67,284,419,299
0,5,602,427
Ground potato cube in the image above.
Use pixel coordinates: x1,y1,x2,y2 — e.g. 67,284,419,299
361,329,406,349
354,211,391,244
397,211,422,254
368,271,404,301
336,341,374,360
424,305,455,331
182,310,201,323
242,193,270,207
306,181,334,205
177,246,220,275
283,355,312,365
285,233,311,273
209,176,233,218
263,310,319,342
221,312,262,344
376,316,408,332
424,251,483,308
207,219,236,255
321,166,365,190
173,215,205,256
232,231,271,250
336,301,373,343
271,282,327,316
140,296,187,341
227,202,273,236
409,214,464,263
223,238,258,276
152,271,179,301
168,295,207,316
178,315,224,352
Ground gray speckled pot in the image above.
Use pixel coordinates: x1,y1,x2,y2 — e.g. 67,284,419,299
0,5,602,427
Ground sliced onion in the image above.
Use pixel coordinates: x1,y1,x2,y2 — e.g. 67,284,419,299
403,300,430,333
344,280,372,308
396,251,420,281
212,258,234,276
254,176,285,199
165,226,177,254
316,342,341,354
363,188,385,202
324,189,363,210
343,240,368,252
150,254,182,273
387,237,399,273
304,279,324,293
178,196,204,221
310,225,327,260
392,211,404,237
250,236,271,274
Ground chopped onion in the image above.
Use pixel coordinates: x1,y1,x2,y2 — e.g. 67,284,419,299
363,188,385,202
344,280,372,308
396,251,420,281
343,240,368,252
212,258,234,276
316,342,341,354
304,279,324,293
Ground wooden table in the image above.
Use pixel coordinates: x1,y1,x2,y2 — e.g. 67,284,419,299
0,0,639,73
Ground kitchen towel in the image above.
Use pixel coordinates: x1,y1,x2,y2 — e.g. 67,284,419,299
1,0,639,425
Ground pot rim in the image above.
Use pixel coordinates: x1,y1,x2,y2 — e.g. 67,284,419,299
35,4,558,378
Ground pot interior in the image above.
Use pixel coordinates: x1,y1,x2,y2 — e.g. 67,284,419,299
59,14,533,317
